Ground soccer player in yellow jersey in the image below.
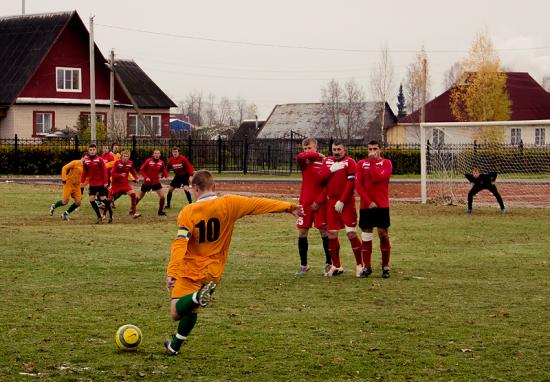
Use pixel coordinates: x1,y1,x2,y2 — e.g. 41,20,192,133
49,157,84,221
164,170,303,355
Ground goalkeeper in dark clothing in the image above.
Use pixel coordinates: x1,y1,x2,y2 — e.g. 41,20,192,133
465,168,507,214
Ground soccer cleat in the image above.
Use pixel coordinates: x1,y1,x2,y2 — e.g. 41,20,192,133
108,217,113,224
361,268,373,278
295,265,310,276
196,281,217,307
382,267,391,279
49,203,56,216
501,208,508,214
164,339,179,356
466,209,472,214
132,213,142,219
324,265,344,277
322,263,332,276
61,211,70,221
158,211,167,216
355,265,364,278
165,204,171,209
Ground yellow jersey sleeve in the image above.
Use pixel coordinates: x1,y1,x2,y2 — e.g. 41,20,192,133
225,195,296,220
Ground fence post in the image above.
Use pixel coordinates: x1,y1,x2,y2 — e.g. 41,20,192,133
268,145,271,171
13,134,19,175
188,135,193,163
217,135,222,174
243,135,248,175
289,130,294,174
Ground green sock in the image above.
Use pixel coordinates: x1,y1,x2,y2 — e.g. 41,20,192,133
170,313,197,351
66,203,78,214
175,293,199,317
54,200,64,208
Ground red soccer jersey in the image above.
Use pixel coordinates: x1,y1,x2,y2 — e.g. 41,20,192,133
168,155,194,177
297,152,326,205
101,152,115,163
110,159,138,188
355,157,392,208
318,156,356,202
140,157,168,185
81,154,108,186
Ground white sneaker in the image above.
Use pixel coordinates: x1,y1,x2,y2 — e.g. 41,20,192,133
355,264,364,278
49,204,55,216
195,281,217,307
324,265,344,277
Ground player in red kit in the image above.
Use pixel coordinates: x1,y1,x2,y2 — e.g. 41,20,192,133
317,141,362,277
108,150,141,218
80,144,112,224
355,140,393,279
295,138,331,276
166,147,194,209
136,149,169,216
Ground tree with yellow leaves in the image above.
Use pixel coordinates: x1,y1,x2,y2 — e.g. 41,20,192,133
450,30,511,143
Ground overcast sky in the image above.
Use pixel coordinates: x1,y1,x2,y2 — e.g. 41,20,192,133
4,0,550,118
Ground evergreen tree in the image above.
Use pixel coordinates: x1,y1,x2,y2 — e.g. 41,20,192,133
396,84,406,118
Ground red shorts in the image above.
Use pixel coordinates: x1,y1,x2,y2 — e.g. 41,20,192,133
109,184,134,197
326,198,357,230
296,203,327,229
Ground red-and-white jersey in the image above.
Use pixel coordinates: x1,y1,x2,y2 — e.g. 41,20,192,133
318,156,356,202
355,157,392,208
110,159,138,188
140,157,168,185
81,154,108,186
168,155,194,177
297,152,325,206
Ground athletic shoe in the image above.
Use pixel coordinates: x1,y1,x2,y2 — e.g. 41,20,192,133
355,264,364,278
295,265,310,276
361,268,373,278
382,267,391,279
164,339,179,356
324,265,344,277
165,204,171,209
49,204,55,216
501,208,508,214
132,213,142,219
466,209,472,214
61,211,69,221
196,281,217,307
322,263,332,276
158,211,167,216
108,217,113,224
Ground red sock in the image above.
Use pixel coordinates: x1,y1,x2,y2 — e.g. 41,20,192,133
328,238,341,267
380,237,391,268
350,236,362,265
361,240,372,269
130,194,137,214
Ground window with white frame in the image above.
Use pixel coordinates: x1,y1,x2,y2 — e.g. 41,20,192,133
127,114,161,136
35,112,53,134
535,128,546,146
56,67,81,92
510,128,522,145
432,128,444,146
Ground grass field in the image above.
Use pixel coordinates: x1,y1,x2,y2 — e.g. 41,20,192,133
0,183,549,381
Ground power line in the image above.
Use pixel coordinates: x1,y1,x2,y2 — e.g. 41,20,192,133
96,23,550,54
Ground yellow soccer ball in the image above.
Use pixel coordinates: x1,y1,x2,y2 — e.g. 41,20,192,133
115,324,142,351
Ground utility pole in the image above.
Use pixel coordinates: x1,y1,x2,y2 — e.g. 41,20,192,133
109,49,115,134
89,15,96,143
22,0,25,14
420,57,428,204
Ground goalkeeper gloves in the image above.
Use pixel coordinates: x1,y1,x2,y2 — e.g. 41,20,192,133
334,200,344,213
329,161,346,173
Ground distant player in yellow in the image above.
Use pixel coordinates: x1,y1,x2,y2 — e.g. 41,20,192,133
164,170,303,356
49,157,83,221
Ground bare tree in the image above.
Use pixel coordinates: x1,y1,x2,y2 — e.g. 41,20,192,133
107,110,128,141
404,47,430,115
217,96,233,126
203,93,217,127
233,97,247,126
245,102,258,120
320,79,343,139
443,61,463,90
370,44,395,144
343,79,367,143
184,91,203,127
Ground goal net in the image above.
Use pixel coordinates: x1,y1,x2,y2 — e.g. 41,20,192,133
420,120,550,208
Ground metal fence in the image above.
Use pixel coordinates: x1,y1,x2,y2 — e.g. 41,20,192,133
0,134,424,175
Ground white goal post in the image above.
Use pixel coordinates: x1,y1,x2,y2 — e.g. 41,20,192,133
420,119,550,206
